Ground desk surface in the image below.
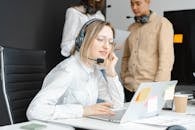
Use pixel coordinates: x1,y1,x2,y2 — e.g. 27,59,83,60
1,104,195,130
49,104,195,130
0,120,74,130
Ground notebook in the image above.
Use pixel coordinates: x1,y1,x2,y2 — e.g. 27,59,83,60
88,80,178,123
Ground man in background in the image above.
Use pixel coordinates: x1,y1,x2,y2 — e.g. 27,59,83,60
121,0,174,102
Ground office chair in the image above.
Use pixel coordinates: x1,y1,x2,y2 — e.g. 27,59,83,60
0,46,47,125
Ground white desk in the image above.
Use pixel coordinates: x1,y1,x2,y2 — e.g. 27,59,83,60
1,104,195,130
0,120,74,130
48,104,195,130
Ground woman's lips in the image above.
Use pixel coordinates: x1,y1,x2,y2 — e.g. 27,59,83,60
99,51,107,57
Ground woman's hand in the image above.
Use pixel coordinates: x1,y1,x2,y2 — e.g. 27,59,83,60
104,52,118,77
83,102,115,117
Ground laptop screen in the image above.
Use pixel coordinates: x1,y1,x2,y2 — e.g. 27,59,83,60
120,80,178,123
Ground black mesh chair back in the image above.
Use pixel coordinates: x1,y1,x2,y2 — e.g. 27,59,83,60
0,46,47,124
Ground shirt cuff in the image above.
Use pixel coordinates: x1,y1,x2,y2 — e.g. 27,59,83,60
107,75,119,82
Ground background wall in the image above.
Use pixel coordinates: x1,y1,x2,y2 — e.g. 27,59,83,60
165,10,195,85
150,0,195,16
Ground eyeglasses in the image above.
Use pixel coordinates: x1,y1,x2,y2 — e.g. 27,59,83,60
95,36,115,46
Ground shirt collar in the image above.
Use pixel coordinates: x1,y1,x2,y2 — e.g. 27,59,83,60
74,52,95,74
148,11,156,23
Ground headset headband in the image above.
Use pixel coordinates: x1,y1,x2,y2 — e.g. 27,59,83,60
75,18,104,51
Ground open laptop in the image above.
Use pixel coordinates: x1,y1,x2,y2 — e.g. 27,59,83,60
88,80,178,124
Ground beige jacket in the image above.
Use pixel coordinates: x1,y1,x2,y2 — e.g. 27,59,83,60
121,12,174,92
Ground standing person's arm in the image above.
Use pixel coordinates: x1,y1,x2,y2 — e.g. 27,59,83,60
61,8,82,57
155,18,174,81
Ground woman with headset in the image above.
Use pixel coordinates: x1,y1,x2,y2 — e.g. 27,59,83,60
27,20,124,121
61,0,105,57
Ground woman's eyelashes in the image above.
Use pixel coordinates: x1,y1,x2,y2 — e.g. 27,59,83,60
96,36,114,46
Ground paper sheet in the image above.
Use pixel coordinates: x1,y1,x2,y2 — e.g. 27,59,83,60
133,114,195,128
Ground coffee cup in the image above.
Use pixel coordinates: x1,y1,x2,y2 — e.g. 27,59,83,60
174,94,188,113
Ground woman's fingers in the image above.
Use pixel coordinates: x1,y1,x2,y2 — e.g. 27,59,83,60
83,102,115,116
98,102,113,107
94,102,115,115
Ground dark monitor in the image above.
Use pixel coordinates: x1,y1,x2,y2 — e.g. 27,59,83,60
164,9,195,85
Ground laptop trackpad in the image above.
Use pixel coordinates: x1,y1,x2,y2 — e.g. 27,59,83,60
88,109,126,123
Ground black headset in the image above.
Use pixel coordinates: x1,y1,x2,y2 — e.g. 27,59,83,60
134,10,152,24
75,18,103,51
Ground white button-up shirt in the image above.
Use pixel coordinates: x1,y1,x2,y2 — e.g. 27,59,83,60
61,7,105,57
27,53,124,121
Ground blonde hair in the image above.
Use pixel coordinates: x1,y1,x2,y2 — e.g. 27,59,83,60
72,20,115,61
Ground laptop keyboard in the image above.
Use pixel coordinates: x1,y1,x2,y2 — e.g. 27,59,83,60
88,108,126,122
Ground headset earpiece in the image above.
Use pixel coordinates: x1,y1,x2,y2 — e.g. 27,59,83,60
134,15,150,24
75,29,85,51
75,18,103,51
